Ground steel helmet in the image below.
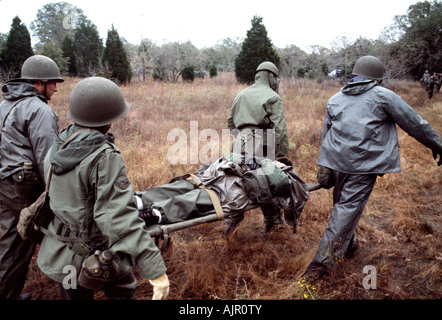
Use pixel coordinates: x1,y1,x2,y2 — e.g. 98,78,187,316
255,61,279,77
68,77,130,127
352,56,385,80
21,55,64,82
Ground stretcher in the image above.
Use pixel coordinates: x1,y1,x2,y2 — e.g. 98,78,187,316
145,183,322,250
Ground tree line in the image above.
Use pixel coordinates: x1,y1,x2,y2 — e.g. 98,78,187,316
0,1,440,84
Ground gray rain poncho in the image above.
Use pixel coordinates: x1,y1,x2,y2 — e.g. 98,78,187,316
317,77,441,174
0,80,58,180
313,77,442,267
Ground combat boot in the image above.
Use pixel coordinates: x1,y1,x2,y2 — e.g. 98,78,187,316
345,237,359,258
301,260,329,280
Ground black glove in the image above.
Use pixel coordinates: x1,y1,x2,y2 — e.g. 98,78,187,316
139,208,160,226
249,156,259,170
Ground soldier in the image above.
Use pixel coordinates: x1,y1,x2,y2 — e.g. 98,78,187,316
224,61,289,236
420,70,430,91
304,56,442,278
427,73,439,99
0,55,64,300
36,77,169,300
437,73,442,93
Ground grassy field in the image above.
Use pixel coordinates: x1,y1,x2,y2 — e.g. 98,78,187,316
22,73,441,300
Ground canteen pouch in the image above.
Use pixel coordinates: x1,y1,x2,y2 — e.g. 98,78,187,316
78,250,134,290
12,169,43,202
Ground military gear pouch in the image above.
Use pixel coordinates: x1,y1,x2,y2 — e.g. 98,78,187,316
12,169,43,203
78,250,134,290
243,159,292,205
17,190,54,243
243,168,273,205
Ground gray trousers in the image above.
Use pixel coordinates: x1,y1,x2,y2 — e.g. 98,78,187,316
135,179,214,223
314,171,377,267
0,177,41,299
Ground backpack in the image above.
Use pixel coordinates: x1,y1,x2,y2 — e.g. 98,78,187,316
243,167,273,205
243,159,292,205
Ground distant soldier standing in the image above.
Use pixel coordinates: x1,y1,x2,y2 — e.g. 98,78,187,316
225,61,289,236
420,70,430,91
427,73,439,99
0,55,64,300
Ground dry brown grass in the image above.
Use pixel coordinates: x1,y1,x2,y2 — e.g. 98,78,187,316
23,73,441,300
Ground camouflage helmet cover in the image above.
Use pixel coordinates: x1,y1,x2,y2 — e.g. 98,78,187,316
68,77,130,127
21,55,64,82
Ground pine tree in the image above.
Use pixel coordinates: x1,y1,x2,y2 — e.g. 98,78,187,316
0,16,34,79
62,35,77,76
235,16,280,84
102,25,132,84
73,21,103,77
209,62,218,78
181,65,195,82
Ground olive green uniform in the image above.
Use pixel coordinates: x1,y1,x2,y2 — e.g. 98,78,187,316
228,71,289,159
37,125,166,299
226,71,289,230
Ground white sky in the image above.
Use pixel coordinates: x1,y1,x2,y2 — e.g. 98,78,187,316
0,0,424,51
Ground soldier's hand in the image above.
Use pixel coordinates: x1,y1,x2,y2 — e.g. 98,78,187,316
433,149,442,166
149,272,170,300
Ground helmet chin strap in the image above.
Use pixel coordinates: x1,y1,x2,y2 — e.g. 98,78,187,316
43,80,48,99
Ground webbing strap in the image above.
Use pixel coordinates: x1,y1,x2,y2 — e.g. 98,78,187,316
40,129,95,243
187,174,225,220
0,98,28,142
38,225,91,243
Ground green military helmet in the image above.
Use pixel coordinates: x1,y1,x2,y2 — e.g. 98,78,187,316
255,61,279,77
352,55,385,80
21,55,64,83
68,77,130,127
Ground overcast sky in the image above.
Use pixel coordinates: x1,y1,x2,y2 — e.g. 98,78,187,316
0,0,424,51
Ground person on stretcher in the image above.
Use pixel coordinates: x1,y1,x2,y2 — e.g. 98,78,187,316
134,154,310,233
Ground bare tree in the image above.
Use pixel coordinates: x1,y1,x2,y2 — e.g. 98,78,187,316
152,41,200,82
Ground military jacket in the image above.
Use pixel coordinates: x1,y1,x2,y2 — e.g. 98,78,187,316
318,78,441,174
227,73,289,158
0,80,58,180
37,125,166,283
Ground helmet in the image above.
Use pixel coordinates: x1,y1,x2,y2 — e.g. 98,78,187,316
68,77,130,127
352,56,385,80
255,61,279,77
21,55,64,82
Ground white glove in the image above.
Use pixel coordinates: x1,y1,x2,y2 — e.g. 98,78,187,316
149,272,170,300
